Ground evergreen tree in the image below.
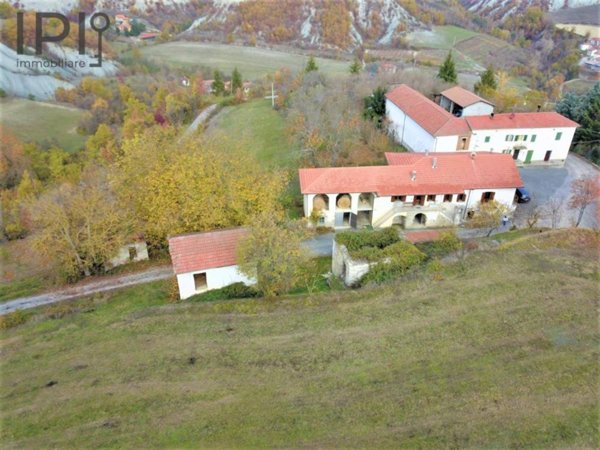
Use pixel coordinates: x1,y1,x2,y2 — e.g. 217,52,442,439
363,87,387,128
305,55,318,73
349,59,361,74
231,67,243,93
212,70,225,96
474,65,497,94
438,51,457,83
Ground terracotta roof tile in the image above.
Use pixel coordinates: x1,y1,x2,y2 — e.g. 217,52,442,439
441,86,493,107
386,84,470,136
168,228,248,275
466,112,579,130
299,152,523,196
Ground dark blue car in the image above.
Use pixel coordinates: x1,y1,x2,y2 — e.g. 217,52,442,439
515,187,531,203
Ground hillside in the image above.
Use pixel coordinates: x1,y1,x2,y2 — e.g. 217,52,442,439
1,229,598,448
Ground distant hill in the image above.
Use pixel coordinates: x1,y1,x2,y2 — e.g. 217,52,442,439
550,4,600,25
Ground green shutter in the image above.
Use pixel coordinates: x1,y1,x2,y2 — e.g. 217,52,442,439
555,132,562,140
531,134,536,142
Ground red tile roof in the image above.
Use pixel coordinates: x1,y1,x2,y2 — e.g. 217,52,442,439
168,228,248,275
299,152,523,196
465,112,579,130
386,84,470,136
404,230,442,243
441,86,493,107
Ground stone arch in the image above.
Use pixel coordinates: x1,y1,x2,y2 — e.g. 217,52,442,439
336,193,352,209
413,213,427,225
392,215,405,229
313,194,329,211
358,193,374,208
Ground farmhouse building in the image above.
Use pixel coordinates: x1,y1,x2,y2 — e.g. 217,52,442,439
168,228,253,300
299,152,523,230
386,84,578,165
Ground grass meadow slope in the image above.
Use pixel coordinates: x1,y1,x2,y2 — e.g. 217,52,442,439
0,230,598,448
0,98,85,152
139,42,350,79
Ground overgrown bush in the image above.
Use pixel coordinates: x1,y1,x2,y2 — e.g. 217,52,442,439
336,228,399,254
187,282,259,303
417,231,463,258
0,309,28,329
359,240,427,286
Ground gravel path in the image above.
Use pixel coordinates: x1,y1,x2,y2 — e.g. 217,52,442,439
0,267,173,316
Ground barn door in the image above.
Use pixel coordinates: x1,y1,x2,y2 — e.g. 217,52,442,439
525,150,534,164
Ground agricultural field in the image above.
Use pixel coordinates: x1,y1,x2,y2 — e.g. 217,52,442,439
406,25,528,72
208,99,297,168
0,98,85,152
555,24,600,38
139,42,350,79
1,229,598,448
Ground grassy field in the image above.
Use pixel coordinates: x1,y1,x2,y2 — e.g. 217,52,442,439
407,25,528,72
209,99,298,168
1,230,598,448
139,42,350,79
0,98,86,152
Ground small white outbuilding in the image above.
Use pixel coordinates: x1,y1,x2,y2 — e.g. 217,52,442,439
168,228,253,300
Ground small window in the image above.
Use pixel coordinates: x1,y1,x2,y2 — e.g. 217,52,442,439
413,195,425,206
531,134,537,142
481,191,495,203
505,135,514,142
502,149,512,154
194,273,207,292
443,194,453,202
555,132,562,140
523,135,528,141
484,136,490,143
427,194,436,202
318,216,325,224
392,195,406,202
128,246,137,261
457,193,466,202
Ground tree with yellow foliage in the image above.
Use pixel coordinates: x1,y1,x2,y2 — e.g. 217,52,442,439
30,169,133,280
122,97,154,139
114,127,287,247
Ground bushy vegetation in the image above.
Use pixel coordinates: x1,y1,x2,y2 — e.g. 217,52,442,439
416,231,463,258
187,282,259,303
360,240,427,285
336,227,400,255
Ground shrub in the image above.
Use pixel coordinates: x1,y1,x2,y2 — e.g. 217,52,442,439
187,282,259,303
417,231,462,258
360,240,426,285
0,309,28,329
336,228,399,253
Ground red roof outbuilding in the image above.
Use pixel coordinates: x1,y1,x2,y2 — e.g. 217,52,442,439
385,84,471,136
168,228,248,275
440,86,493,107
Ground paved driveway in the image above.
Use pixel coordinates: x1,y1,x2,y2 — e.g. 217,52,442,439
514,154,598,229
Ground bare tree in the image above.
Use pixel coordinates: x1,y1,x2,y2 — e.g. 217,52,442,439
568,175,599,228
542,197,564,229
525,205,543,229
465,200,511,237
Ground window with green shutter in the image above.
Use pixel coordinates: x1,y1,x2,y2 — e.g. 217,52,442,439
484,136,490,143
555,132,562,140
531,134,537,142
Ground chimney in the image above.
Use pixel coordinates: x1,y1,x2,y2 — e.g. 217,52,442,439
537,104,541,112
490,112,494,119
411,170,417,181
470,152,476,160
510,112,515,119
425,149,429,156
432,157,437,169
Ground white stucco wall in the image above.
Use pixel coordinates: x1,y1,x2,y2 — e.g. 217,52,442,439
465,188,518,216
462,102,494,116
332,241,372,286
468,127,576,164
386,100,436,152
176,264,254,300
105,242,149,270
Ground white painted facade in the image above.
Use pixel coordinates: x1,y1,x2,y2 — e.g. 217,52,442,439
176,265,254,300
305,187,518,230
386,99,438,152
468,126,576,165
440,95,494,117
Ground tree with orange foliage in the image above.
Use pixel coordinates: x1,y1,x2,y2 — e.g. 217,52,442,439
568,175,599,228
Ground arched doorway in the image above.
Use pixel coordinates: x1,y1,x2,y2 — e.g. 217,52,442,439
413,213,427,225
313,194,329,210
392,215,406,229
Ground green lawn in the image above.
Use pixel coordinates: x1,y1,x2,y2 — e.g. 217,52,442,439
407,25,480,50
1,230,598,448
209,99,298,168
139,42,350,79
0,98,86,152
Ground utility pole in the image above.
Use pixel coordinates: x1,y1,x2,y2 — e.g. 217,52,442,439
264,82,278,108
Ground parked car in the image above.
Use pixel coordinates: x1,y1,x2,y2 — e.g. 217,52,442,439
515,187,531,203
